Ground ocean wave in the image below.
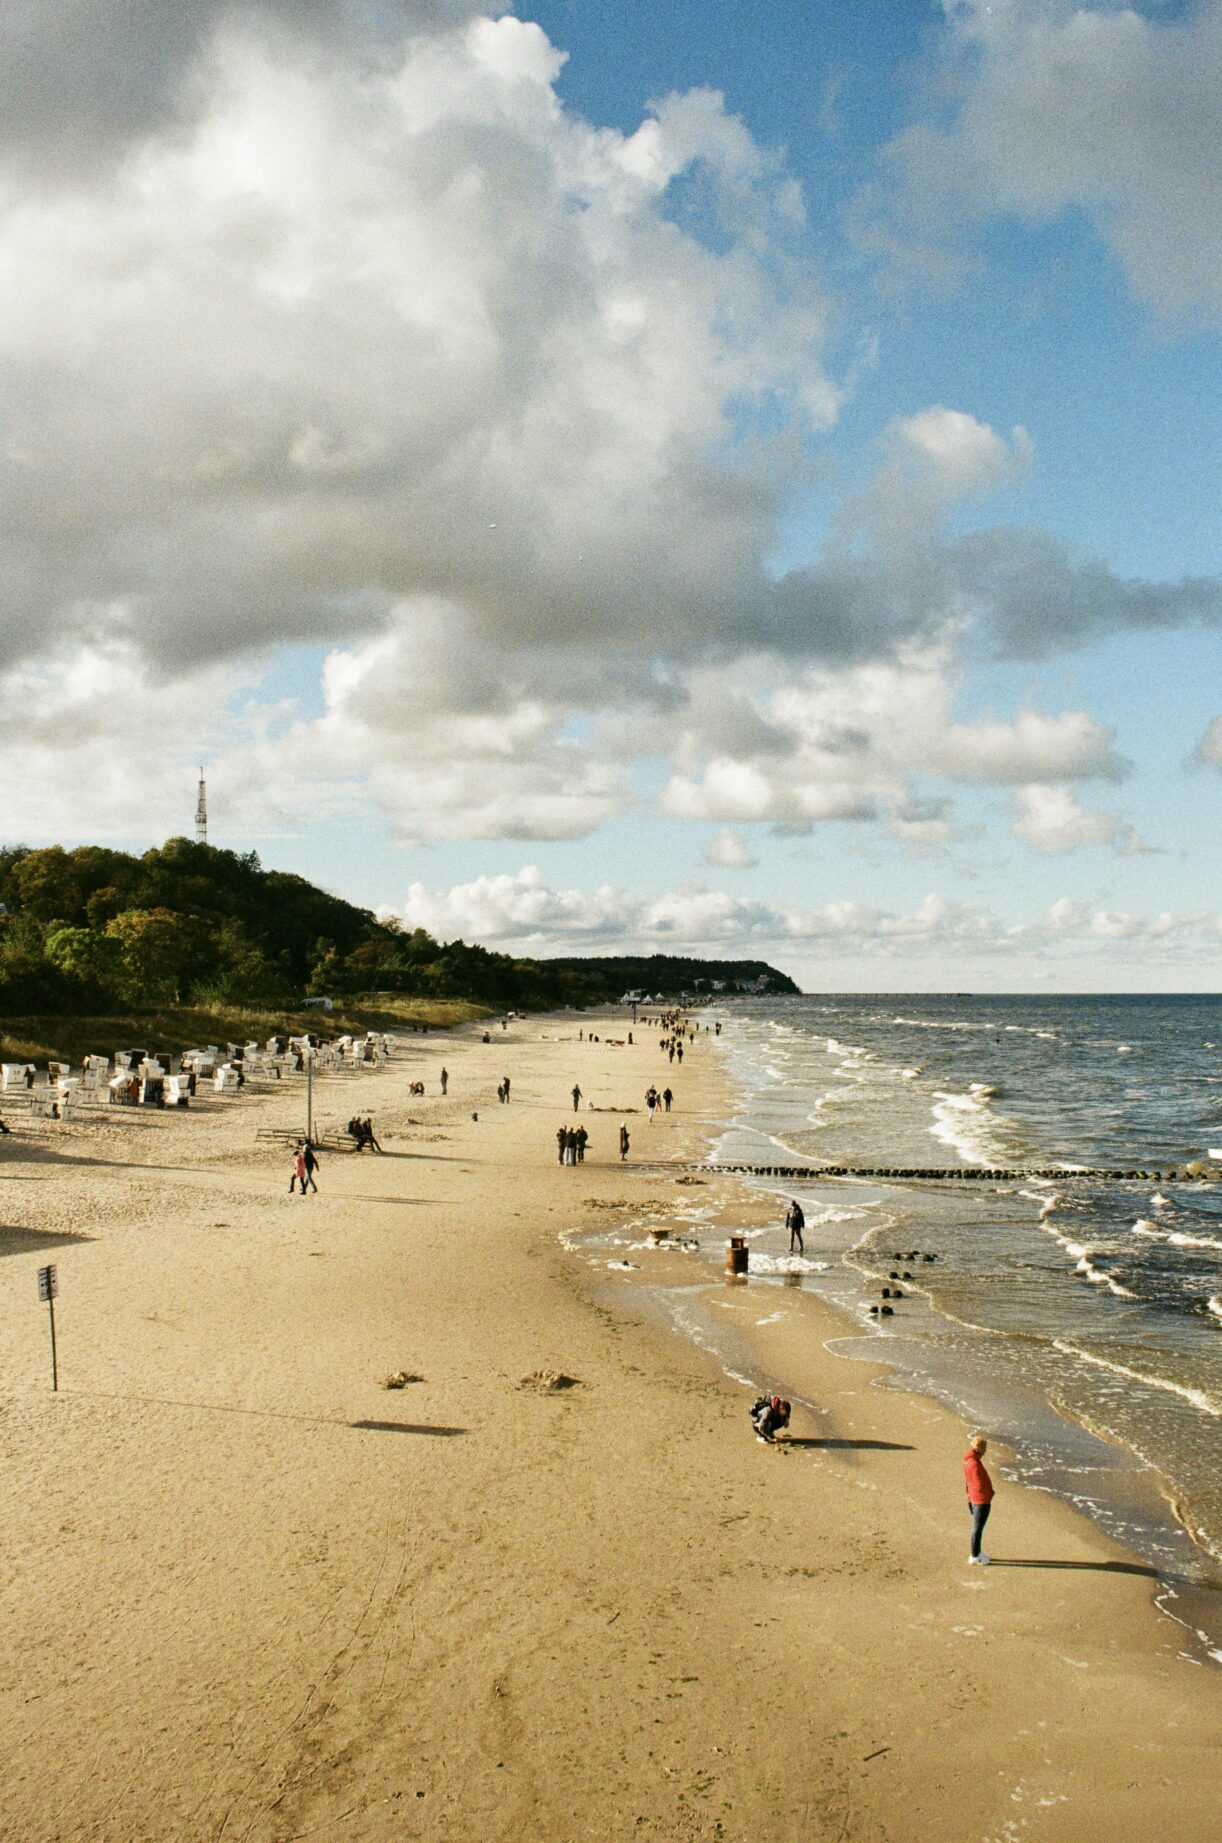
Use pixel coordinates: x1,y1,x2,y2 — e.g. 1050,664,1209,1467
1074,1254,1138,1299
929,1082,1011,1165
1131,1221,1222,1253
1169,1229,1222,1253
892,1016,998,1032
1052,1341,1221,1418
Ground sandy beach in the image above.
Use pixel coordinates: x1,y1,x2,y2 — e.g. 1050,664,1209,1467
1,1014,1217,1843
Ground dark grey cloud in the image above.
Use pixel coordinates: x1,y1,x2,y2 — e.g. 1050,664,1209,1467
0,1,488,175
772,529,1222,665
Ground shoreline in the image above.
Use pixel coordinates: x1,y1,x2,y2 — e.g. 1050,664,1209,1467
1,1008,1217,1841
622,1017,1222,1660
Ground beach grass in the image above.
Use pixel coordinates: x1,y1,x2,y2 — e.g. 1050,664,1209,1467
0,996,489,1066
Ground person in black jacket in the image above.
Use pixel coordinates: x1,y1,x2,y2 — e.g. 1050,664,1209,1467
750,1396,791,1444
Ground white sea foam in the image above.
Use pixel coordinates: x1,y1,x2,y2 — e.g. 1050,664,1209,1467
1117,1044,1132,1054
929,1082,1008,1165
747,1253,830,1275
892,1016,998,1032
1052,1342,1221,1418
1074,1254,1138,1299
1038,1194,1062,1219
1134,1221,1222,1253
1171,1230,1222,1252
1208,1296,1222,1323
1151,1192,1173,1209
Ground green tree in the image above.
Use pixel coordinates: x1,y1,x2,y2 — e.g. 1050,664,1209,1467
44,926,122,993
104,909,201,1004
306,943,344,998
11,847,80,923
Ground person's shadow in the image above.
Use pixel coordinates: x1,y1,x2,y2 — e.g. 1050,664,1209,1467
349,1420,467,1437
988,1558,1165,1579
784,1437,915,1451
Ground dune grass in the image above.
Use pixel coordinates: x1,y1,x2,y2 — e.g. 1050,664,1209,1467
0,997,490,1067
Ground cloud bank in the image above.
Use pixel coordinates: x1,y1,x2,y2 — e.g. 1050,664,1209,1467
394,865,1221,969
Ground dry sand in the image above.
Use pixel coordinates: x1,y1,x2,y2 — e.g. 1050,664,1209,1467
0,1015,1217,1842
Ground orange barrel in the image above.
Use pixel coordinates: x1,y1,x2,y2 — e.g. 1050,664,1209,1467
725,1234,749,1275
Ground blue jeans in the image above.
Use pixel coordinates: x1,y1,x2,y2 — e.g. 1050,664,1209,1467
969,1501,991,1557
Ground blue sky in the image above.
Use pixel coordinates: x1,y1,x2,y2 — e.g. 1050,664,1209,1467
0,0,1218,988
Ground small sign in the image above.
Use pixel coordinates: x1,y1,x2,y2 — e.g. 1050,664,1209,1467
38,1263,58,1302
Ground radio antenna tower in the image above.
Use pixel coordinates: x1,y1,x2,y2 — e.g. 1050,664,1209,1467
195,768,208,845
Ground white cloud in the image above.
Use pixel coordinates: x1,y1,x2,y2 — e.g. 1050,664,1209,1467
861,0,1222,319
702,829,759,869
396,865,1222,970
890,405,1031,495
0,5,835,687
661,652,1126,827
1012,784,1154,856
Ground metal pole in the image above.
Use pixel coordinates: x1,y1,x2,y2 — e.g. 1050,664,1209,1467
306,1047,314,1143
48,1293,58,1392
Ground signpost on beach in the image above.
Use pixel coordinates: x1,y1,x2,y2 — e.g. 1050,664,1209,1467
37,1263,59,1392
306,1043,314,1143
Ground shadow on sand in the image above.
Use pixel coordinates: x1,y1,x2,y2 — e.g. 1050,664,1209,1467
989,1558,1165,1579
349,1420,467,1438
785,1437,915,1452
0,1224,96,1258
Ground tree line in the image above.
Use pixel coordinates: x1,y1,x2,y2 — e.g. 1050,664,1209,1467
0,840,797,1017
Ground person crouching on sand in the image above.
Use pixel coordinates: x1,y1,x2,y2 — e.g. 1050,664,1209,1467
751,1396,791,1443
964,1433,995,1564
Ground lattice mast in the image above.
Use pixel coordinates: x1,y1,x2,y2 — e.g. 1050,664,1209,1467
195,768,208,845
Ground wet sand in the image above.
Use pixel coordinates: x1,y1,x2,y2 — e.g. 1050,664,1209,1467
0,1014,1216,1841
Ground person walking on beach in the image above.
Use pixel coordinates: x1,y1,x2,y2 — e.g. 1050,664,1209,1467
786,1199,805,1254
619,1123,630,1161
290,1146,308,1195
964,1434,995,1564
557,1124,567,1164
662,1086,673,1113
575,1124,588,1163
440,1067,448,1095
502,1075,511,1101
571,1083,582,1110
302,1140,321,1192
564,1127,578,1166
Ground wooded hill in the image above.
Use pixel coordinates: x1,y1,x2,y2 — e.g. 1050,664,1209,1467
0,840,799,1017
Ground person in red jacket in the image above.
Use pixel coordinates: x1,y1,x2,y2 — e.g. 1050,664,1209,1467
963,1434,995,1564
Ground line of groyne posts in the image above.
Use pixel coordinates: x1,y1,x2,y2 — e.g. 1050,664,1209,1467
695,1161,1218,1183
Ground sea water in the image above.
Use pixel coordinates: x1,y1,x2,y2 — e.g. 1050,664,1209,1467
701,993,1221,1658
